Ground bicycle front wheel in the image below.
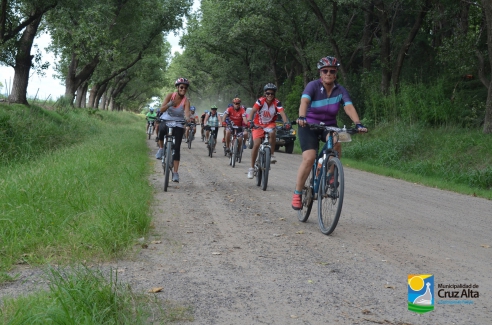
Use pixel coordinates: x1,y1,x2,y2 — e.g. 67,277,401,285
317,157,344,235
255,153,262,187
261,147,270,191
188,131,192,149
298,169,314,222
231,138,237,168
209,137,214,157
237,140,243,163
164,143,173,192
148,125,152,139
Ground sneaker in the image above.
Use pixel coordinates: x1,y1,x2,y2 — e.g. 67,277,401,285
270,155,277,164
155,148,163,159
292,193,302,210
155,137,159,142
185,139,188,143
247,168,254,179
172,172,179,183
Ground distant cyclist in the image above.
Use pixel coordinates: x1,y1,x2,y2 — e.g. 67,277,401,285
291,56,367,210
200,110,209,139
156,77,192,183
222,104,233,146
146,107,157,133
203,105,221,153
185,106,198,143
247,83,290,179
223,98,248,153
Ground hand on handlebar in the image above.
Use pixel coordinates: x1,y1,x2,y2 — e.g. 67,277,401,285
355,123,368,133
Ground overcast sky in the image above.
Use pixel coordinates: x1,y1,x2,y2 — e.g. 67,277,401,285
0,1,199,100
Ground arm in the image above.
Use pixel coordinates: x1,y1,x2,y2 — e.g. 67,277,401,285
160,93,173,113
343,104,367,131
203,114,209,125
184,99,191,122
297,97,310,127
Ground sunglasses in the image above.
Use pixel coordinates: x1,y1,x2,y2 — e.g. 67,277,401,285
265,92,275,96
321,69,337,75
233,102,241,105
179,86,188,90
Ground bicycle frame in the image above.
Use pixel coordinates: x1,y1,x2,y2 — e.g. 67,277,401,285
253,126,274,191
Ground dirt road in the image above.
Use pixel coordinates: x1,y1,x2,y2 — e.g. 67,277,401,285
121,134,490,325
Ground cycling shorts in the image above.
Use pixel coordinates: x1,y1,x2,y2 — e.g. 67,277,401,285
298,123,337,152
252,122,276,140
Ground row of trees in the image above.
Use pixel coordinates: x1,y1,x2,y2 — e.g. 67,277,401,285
170,0,491,133
1,0,193,110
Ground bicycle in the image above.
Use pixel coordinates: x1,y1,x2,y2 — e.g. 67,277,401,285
206,126,219,158
252,125,274,191
227,124,244,168
146,120,155,139
297,123,360,235
161,120,184,192
187,122,196,149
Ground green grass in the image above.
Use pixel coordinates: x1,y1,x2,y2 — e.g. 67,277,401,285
0,105,153,273
0,265,193,324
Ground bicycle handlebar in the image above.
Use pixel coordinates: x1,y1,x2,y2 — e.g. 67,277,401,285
306,123,365,134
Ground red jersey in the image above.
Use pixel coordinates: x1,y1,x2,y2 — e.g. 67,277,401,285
224,106,247,126
252,97,284,125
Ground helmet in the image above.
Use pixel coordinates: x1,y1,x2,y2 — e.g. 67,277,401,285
233,97,241,104
263,83,277,92
228,103,233,107
174,77,190,87
210,105,218,110
204,110,209,114
190,106,196,112
149,107,154,111
317,56,340,69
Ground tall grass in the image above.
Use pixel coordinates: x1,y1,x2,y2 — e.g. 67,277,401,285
343,122,492,196
0,106,153,275
0,266,193,324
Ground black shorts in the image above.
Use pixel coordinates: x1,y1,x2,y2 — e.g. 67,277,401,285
297,124,337,152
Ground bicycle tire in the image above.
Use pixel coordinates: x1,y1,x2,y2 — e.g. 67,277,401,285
164,143,173,192
317,157,344,235
237,140,243,163
255,152,262,187
209,137,214,158
147,125,152,139
261,147,270,191
231,138,237,168
187,130,192,149
298,168,314,222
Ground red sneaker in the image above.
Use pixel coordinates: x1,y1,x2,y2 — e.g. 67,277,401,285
292,193,302,210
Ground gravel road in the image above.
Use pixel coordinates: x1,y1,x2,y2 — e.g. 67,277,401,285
2,133,491,325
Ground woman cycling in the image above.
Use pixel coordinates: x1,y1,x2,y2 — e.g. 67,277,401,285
203,105,221,153
156,77,191,183
291,56,367,210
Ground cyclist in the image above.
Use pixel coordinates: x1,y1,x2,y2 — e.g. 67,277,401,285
203,105,221,153
146,107,157,134
223,98,248,153
156,77,192,183
200,110,209,140
291,56,367,210
222,104,233,147
247,83,290,179
185,106,198,143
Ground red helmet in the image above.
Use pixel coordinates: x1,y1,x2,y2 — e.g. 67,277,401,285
174,78,190,87
317,56,340,69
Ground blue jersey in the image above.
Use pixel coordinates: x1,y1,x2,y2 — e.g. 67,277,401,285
302,79,352,126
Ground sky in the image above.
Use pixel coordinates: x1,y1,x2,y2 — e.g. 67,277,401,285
0,0,200,100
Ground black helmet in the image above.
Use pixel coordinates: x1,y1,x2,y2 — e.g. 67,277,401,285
263,83,277,92
317,56,340,69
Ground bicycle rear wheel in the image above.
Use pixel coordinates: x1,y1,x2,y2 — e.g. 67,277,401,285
298,169,314,222
317,157,344,235
164,143,173,192
237,139,243,163
231,138,237,168
261,147,270,191
188,130,192,149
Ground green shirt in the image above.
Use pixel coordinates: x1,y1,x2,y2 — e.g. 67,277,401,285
146,112,157,121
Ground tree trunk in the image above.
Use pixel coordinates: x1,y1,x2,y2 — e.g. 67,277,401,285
75,81,88,108
8,15,42,104
481,0,492,134
391,0,431,92
95,82,109,109
64,53,100,105
374,0,391,95
362,3,375,71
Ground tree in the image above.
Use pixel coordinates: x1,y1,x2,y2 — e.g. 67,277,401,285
481,0,492,134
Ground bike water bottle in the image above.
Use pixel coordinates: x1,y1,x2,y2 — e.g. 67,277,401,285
313,157,323,193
